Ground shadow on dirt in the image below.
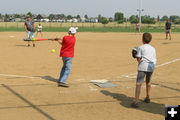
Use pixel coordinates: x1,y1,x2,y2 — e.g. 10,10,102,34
152,83,180,92
161,42,180,45
15,45,28,47
101,90,164,116
40,76,58,82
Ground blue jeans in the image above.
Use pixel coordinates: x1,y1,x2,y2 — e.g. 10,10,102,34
58,57,73,83
27,31,34,39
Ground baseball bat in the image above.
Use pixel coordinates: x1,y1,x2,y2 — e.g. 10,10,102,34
24,38,59,41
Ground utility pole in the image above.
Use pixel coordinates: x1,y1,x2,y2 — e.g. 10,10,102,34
137,0,144,32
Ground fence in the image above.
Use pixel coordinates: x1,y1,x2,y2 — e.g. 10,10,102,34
0,22,180,28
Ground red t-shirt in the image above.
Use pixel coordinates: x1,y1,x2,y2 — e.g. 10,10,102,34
60,36,76,58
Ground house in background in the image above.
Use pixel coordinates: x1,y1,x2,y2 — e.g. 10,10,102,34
34,14,49,22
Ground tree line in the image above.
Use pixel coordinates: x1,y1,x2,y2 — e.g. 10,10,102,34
0,12,180,24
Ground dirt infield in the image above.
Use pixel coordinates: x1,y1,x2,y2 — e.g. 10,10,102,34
0,32,179,120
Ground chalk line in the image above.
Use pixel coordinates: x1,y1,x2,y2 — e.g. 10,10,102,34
0,58,179,82
0,74,40,79
9,36,15,38
88,85,98,91
119,84,157,89
156,58,180,68
121,58,180,79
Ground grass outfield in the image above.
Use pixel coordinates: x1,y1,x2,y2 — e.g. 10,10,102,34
0,27,180,33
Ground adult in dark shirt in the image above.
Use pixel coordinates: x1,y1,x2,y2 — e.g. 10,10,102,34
165,20,172,40
24,15,36,47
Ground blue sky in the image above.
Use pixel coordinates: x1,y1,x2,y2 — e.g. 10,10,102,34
0,0,180,17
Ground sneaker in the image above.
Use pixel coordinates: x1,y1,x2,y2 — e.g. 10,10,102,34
144,98,150,103
33,44,35,47
131,102,140,108
57,82,69,87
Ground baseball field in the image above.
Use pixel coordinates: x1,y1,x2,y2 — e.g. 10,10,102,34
0,32,180,120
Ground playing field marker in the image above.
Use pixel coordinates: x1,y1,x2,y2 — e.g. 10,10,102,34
0,73,41,79
0,58,179,87
156,58,180,68
118,84,157,89
9,36,15,38
121,58,180,79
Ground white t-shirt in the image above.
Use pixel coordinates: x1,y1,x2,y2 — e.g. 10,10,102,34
136,23,140,28
136,44,157,72
38,25,42,31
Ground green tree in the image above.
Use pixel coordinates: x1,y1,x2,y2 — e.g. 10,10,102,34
109,17,113,22
141,16,156,24
4,14,10,21
98,14,102,22
48,14,54,21
131,19,139,24
174,19,180,24
161,16,169,21
170,15,180,23
27,12,33,18
129,15,137,21
101,18,109,25
76,15,81,19
14,14,21,18
60,14,66,19
114,12,124,22
157,16,160,21
118,20,124,24
129,15,138,24
84,14,88,19
67,15,72,20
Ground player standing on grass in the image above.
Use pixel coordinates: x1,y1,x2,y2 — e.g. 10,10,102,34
165,19,172,40
24,15,36,47
36,24,43,37
136,22,140,33
57,27,77,87
131,33,157,108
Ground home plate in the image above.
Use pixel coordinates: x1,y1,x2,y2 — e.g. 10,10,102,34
90,79,117,88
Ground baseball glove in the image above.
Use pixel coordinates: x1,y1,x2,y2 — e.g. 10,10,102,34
132,47,138,58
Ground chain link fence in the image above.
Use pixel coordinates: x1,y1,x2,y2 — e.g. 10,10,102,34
0,22,180,30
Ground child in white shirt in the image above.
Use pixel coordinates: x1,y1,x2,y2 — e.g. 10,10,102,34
36,24,43,37
131,33,157,108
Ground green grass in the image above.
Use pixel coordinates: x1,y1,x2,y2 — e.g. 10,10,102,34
0,27,180,33
0,27,24,32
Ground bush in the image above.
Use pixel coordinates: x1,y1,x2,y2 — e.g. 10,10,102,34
109,17,114,22
114,12,124,22
130,19,139,24
142,17,156,24
174,19,180,24
117,20,124,24
101,18,109,24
